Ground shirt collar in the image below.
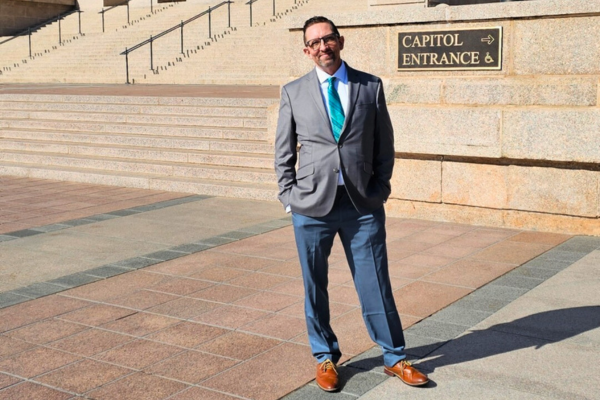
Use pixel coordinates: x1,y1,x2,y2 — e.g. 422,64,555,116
315,61,347,85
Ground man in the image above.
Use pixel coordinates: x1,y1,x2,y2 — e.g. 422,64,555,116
274,16,429,391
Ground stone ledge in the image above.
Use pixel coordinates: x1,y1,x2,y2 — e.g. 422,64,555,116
287,0,600,30
386,198,600,235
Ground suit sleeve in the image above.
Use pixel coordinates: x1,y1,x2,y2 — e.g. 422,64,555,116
373,79,395,200
274,86,297,209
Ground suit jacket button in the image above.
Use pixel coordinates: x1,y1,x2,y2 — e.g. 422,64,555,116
333,168,339,173
338,144,343,149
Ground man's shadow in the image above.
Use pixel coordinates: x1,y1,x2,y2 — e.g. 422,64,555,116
341,306,600,387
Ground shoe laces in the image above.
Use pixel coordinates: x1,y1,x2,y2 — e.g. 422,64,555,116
321,359,337,374
399,360,412,368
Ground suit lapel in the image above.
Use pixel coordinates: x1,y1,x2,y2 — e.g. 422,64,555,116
340,64,361,142
306,70,331,128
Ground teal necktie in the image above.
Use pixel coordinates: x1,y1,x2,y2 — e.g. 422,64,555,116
327,77,345,142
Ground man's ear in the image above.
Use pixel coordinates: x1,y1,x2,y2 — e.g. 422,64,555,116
339,36,344,51
303,47,311,58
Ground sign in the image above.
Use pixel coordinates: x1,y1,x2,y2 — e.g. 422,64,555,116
398,27,502,71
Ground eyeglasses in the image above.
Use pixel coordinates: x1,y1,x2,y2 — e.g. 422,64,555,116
305,33,339,51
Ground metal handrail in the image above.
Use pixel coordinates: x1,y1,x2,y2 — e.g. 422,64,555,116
99,0,159,33
120,0,233,84
99,0,130,33
245,0,294,27
0,8,83,59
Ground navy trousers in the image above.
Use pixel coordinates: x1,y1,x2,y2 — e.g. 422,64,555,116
292,188,406,367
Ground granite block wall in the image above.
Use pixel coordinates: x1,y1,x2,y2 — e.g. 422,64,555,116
283,0,600,234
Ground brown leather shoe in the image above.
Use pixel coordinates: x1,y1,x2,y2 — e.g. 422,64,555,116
315,359,339,392
384,360,429,386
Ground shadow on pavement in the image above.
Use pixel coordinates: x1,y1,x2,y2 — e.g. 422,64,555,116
411,306,600,372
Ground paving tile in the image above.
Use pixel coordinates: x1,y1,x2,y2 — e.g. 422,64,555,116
59,304,136,326
0,372,20,390
94,339,183,370
149,276,214,296
147,297,220,319
36,359,132,394
468,284,529,302
423,259,518,289
233,291,302,312
86,372,188,400
387,261,437,280
47,273,102,288
396,253,457,269
0,381,73,400
240,313,307,340
5,319,87,345
84,265,132,278
282,384,359,400
0,295,91,333
0,347,80,378
197,331,281,360
11,282,65,298
0,335,36,360
227,272,293,290
393,281,472,318
470,241,552,265
338,367,390,397
201,343,315,400
507,231,571,246
268,279,308,298
193,305,270,329
488,273,544,290
169,386,242,400
47,329,134,357
145,350,238,384
0,292,30,309
428,304,493,328
189,284,258,303
404,319,468,342
330,310,377,357
189,266,251,282
342,347,384,373
100,312,181,336
146,322,229,348
421,242,483,258
107,290,180,310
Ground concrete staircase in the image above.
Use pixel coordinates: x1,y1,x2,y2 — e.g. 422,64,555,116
0,93,280,200
0,0,371,84
0,0,179,78
0,0,386,200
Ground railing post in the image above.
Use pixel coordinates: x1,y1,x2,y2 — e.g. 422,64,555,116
150,0,153,14
78,11,82,35
208,6,212,39
149,35,154,70
101,9,105,33
125,48,130,84
228,1,231,28
58,16,62,44
28,27,32,58
127,1,130,25
180,20,184,54
249,1,252,27
273,0,275,16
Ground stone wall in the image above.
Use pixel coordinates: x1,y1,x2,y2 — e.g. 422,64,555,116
284,0,600,235
0,0,75,37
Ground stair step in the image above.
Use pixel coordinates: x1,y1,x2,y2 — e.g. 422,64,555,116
0,161,278,201
0,137,274,168
0,129,273,153
0,149,275,183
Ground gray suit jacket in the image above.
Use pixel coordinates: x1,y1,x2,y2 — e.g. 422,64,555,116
274,63,395,218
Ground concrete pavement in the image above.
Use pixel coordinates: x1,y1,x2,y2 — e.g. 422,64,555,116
1,176,598,399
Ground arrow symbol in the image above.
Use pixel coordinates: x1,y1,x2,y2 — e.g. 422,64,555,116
481,35,494,45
